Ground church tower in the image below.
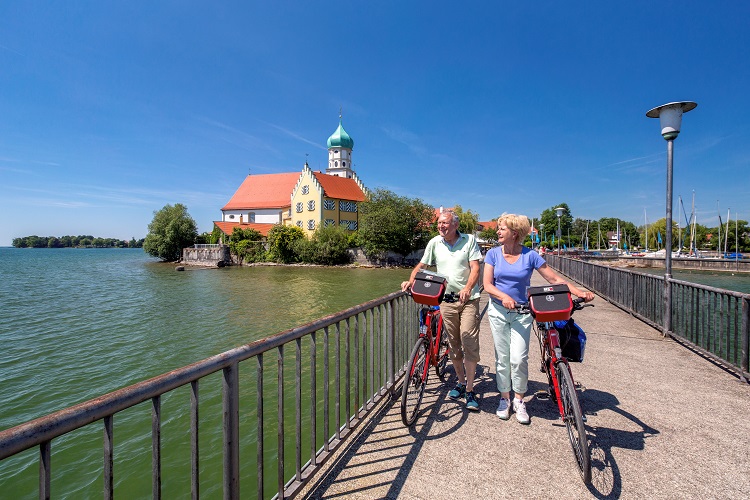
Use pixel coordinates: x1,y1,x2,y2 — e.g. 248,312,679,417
326,114,355,178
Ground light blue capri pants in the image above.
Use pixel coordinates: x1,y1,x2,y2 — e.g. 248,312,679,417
488,300,534,394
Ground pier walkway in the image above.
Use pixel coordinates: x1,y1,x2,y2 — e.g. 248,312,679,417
301,275,750,499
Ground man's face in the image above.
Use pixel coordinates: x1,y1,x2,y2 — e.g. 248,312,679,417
437,214,457,237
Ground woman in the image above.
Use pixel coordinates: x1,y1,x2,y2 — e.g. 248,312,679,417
483,214,593,424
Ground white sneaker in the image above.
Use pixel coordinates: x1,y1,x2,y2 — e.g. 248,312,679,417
496,397,511,420
513,398,530,425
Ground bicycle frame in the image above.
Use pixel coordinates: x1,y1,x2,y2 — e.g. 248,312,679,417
419,306,444,368
536,321,573,416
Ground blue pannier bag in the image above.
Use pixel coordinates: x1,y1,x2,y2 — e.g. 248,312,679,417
552,319,587,362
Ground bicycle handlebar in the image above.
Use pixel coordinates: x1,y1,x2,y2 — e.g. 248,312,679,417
510,296,594,316
405,289,460,304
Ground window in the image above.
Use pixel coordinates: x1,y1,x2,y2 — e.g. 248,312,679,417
348,220,358,230
325,219,335,227
229,214,235,219
248,212,255,223
342,162,346,167
324,199,335,210
307,220,315,230
334,161,338,167
296,202,303,213
339,201,357,212
296,221,302,228
307,200,315,211
301,185,309,195
288,208,292,217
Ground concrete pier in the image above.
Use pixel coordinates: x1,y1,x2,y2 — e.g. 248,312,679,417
302,274,750,499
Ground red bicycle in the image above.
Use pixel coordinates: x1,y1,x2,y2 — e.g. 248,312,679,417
400,291,458,426
516,290,593,484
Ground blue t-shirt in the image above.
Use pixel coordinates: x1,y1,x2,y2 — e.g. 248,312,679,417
484,246,546,304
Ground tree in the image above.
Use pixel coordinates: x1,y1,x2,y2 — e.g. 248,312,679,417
228,227,266,263
295,225,352,265
143,203,198,261
451,205,480,235
267,224,305,263
539,204,573,247
479,226,498,245
358,189,434,257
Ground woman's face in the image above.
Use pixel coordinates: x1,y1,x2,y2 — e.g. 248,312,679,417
497,223,518,244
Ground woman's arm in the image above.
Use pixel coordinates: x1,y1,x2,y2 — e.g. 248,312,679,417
536,263,594,302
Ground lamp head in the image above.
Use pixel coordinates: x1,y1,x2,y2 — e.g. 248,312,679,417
554,207,565,218
646,101,697,140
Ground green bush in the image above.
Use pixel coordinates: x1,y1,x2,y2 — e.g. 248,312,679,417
268,225,305,263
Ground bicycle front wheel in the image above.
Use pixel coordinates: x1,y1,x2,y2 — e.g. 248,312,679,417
401,338,429,426
555,362,591,483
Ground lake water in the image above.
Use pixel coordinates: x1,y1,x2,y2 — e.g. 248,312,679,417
0,248,410,497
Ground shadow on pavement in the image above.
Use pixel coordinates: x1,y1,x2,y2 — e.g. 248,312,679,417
304,368,468,499
582,388,660,499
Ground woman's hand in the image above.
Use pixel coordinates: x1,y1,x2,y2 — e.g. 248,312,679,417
579,291,594,302
400,280,412,292
501,296,516,309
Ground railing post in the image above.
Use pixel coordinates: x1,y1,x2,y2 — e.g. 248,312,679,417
742,297,749,379
40,441,50,500
388,301,395,395
223,363,239,500
152,396,161,500
103,416,113,500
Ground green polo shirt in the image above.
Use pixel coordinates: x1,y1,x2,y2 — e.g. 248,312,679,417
420,232,482,300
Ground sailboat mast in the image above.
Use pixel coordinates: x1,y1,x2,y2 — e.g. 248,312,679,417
724,208,730,256
717,201,722,257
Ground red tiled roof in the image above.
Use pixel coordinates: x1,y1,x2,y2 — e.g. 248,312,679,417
222,173,300,210
312,172,366,201
478,220,498,230
214,221,276,238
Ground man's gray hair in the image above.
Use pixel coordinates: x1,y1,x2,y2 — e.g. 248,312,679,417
442,210,459,225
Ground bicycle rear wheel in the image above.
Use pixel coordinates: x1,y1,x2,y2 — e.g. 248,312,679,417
401,338,429,426
555,362,591,483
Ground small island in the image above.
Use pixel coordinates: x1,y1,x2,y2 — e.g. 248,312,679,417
12,235,144,249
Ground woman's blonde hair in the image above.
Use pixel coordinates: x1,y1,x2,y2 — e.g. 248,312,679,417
497,213,531,241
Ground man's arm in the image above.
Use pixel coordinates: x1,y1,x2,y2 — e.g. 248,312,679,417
401,262,427,291
459,259,480,302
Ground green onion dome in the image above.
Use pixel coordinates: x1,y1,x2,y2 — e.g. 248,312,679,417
327,120,354,149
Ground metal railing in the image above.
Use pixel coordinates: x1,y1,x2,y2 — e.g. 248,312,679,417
0,291,420,499
546,255,750,382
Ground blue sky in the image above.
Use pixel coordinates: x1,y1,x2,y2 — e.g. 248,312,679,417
1,2,748,246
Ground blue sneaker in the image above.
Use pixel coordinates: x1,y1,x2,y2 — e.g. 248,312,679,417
465,391,479,411
448,383,466,400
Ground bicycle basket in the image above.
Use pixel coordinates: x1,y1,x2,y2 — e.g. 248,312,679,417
411,271,447,306
527,284,573,322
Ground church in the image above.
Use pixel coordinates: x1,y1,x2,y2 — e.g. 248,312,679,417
214,117,368,239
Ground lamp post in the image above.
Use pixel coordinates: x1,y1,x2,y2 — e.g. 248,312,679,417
555,207,565,254
646,101,697,336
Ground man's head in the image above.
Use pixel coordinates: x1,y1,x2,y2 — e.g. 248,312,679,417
437,211,460,239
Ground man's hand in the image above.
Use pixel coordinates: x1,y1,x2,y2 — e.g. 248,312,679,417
459,287,471,304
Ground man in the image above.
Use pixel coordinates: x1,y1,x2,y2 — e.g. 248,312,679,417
401,210,482,411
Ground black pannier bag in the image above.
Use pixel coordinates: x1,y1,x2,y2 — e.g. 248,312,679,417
553,319,587,362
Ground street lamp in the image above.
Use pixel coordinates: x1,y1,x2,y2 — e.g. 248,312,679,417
646,101,697,336
555,207,565,254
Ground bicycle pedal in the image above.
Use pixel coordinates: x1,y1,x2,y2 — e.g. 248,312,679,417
535,390,550,401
